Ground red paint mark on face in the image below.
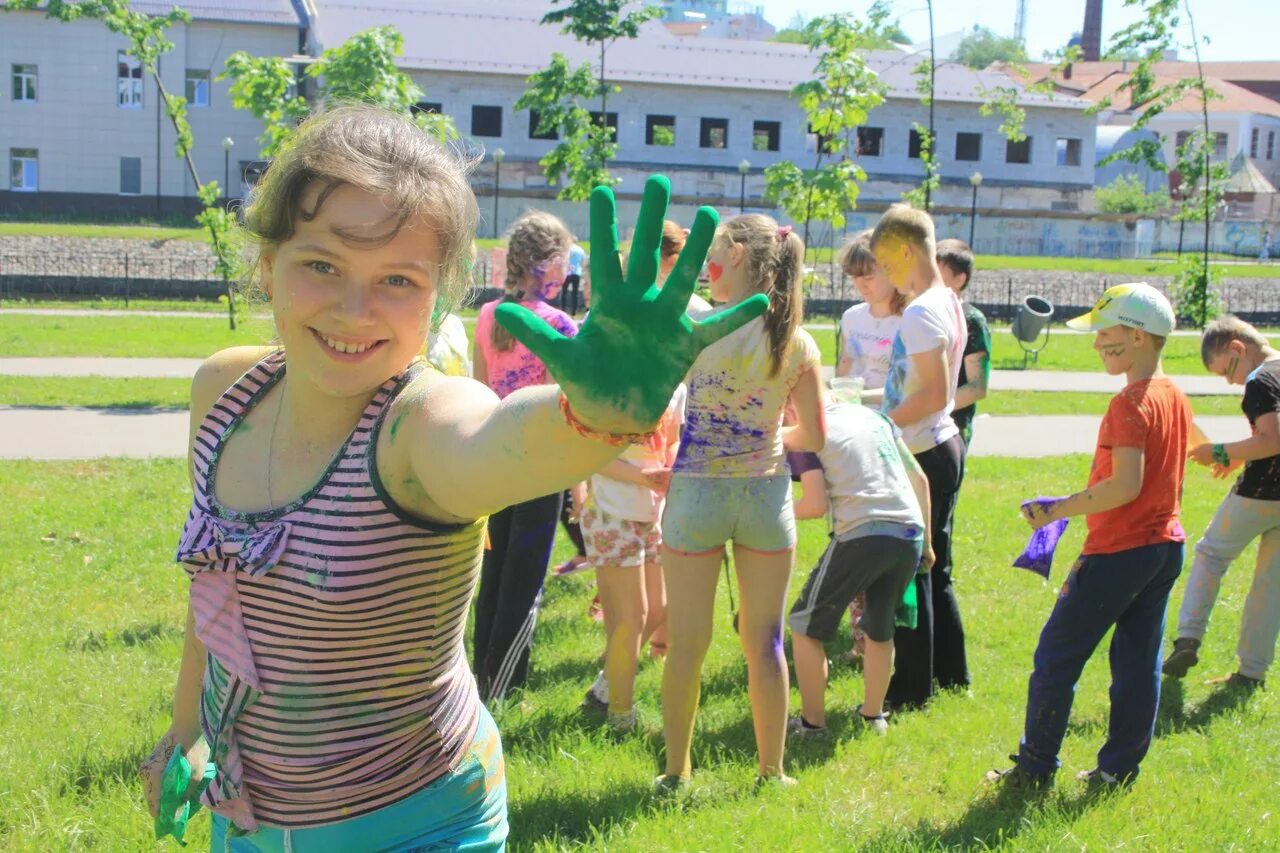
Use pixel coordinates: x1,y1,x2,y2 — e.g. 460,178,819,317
707,261,724,283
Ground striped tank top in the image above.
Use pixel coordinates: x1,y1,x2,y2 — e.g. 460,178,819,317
175,351,486,832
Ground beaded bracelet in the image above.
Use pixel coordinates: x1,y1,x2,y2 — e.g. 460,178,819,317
1212,443,1230,467
559,393,656,448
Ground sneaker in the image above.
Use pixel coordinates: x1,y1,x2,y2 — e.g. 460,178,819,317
786,715,829,739
653,774,691,795
1162,637,1201,678
580,672,608,714
554,556,591,578
984,756,1052,789
607,709,637,732
854,705,889,736
1225,671,1265,691
754,773,798,790
1075,767,1130,789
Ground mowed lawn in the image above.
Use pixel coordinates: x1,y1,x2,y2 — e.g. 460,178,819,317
1,457,1276,851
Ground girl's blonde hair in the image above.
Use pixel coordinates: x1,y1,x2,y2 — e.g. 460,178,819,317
712,214,805,377
242,104,479,328
492,210,572,352
840,229,906,315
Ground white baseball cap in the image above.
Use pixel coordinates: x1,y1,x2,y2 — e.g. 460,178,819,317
1065,282,1176,336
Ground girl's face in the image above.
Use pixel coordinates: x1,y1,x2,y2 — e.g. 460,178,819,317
529,252,568,301
849,263,896,307
705,239,743,302
261,183,441,400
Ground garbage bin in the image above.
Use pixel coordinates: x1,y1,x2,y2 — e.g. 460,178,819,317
1012,295,1054,344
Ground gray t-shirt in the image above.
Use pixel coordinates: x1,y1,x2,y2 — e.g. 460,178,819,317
815,402,925,541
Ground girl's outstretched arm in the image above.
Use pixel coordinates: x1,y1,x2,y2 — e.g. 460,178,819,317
397,176,768,521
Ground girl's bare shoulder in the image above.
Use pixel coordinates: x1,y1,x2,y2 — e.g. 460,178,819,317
190,346,276,420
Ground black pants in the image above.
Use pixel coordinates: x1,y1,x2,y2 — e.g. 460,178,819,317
561,274,582,316
473,491,563,702
887,433,969,707
560,489,586,558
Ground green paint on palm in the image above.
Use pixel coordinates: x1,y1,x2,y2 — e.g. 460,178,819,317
496,175,768,432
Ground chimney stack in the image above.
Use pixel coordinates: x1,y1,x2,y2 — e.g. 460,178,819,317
1082,0,1103,62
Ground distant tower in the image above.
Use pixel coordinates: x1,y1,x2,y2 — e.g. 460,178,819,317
1014,0,1027,45
1082,0,1103,61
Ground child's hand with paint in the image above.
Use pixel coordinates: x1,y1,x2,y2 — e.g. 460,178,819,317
1021,498,1062,530
495,175,768,436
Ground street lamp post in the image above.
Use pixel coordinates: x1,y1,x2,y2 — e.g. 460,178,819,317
1174,185,1186,259
221,137,234,202
968,171,983,248
492,148,505,239
738,159,751,214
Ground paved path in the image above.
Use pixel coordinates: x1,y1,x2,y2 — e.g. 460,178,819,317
0,356,1239,396
0,407,1251,460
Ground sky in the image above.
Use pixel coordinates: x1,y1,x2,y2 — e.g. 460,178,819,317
754,0,1280,63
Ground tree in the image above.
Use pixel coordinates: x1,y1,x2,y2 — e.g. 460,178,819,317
773,20,909,48
540,0,662,174
222,26,455,159
951,26,1029,69
1096,0,1226,326
764,9,888,251
901,0,938,210
6,0,243,329
1095,174,1171,215
514,54,617,201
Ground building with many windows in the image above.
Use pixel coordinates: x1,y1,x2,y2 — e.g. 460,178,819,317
3,0,1098,226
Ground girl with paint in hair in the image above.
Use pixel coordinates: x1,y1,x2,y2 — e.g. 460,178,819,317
472,210,578,702
139,103,766,848
658,214,825,789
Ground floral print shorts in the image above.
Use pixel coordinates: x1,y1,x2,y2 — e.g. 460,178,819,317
581,502,663,568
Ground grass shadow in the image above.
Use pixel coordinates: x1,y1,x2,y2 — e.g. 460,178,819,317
69,621,183,652
60,744,152,797
507,778,655,849
1155,677,1256,737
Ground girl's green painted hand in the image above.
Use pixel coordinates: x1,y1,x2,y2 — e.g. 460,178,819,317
496,175,768,433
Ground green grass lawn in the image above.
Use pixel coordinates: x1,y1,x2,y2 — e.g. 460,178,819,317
0,314,276,357
0,376,190,409
0,457,1275,850
980,390,1242,417
0,296,237,313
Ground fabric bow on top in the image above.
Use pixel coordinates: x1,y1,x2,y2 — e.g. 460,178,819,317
1014,497,1070,579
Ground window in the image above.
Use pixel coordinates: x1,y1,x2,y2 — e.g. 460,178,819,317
10,148,37,191
589,110,618,143
752,120,780,152
1056,137,1082,167
805,123,834,154
471,105,502,138
1251,128,1261,158
11,64,36,102
856,126,884,157
1269,131,1276,160
1174,130,1227,160
646,114,675,146
955,132,982,162
185,69,209,107
412,101,442,116
117,51,143,108
1006,136,1032,164
528,110,558,141
119,156,142,195
908,128,924,159
700,117,728,149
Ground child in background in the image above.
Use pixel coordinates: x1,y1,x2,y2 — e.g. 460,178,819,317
991,283,1191,788
787,379,932,738
873,204,969,709
140,106,766,846
659,215,825,789
581,385,685,730
935,239,990,448
1168,315,1280,690
836,228,906,408
472,211,579,702
660,219,716,320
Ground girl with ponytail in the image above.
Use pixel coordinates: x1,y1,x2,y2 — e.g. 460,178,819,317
658,214,825,789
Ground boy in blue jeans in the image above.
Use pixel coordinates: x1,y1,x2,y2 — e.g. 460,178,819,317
989,283,1193,788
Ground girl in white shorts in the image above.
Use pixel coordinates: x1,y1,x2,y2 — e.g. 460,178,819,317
582,386,686,730
659,215,825,788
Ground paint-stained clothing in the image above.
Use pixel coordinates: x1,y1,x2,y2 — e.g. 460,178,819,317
951,302,991,444
1082,378,1192,555
1233,359,1280,500
474,298,578,399
839,303,900,391
176,352,487,833
881,285,966,454
673,316,822,477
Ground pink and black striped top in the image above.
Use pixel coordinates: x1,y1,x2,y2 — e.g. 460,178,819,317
176,350,486,831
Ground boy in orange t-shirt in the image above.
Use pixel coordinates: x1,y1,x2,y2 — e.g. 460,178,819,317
988,283,1193,789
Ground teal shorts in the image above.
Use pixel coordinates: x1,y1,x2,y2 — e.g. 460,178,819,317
661,474,796,554
211,706,508,852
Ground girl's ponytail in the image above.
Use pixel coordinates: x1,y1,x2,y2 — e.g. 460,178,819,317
762,226,805,378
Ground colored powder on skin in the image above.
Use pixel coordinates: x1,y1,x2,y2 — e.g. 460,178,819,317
388,411,406,441
1227,355,1240,382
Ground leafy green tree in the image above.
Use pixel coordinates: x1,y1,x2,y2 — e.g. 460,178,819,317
223,26,455,159
951,26,1029,69
1095,174,1170,216
902,0,938,210
6,0,243,328
1097,0,1225,326
773,20,908,48
764,9,888,250
515,54,617,201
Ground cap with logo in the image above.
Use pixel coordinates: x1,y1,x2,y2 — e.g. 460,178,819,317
1065,282,1176,336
